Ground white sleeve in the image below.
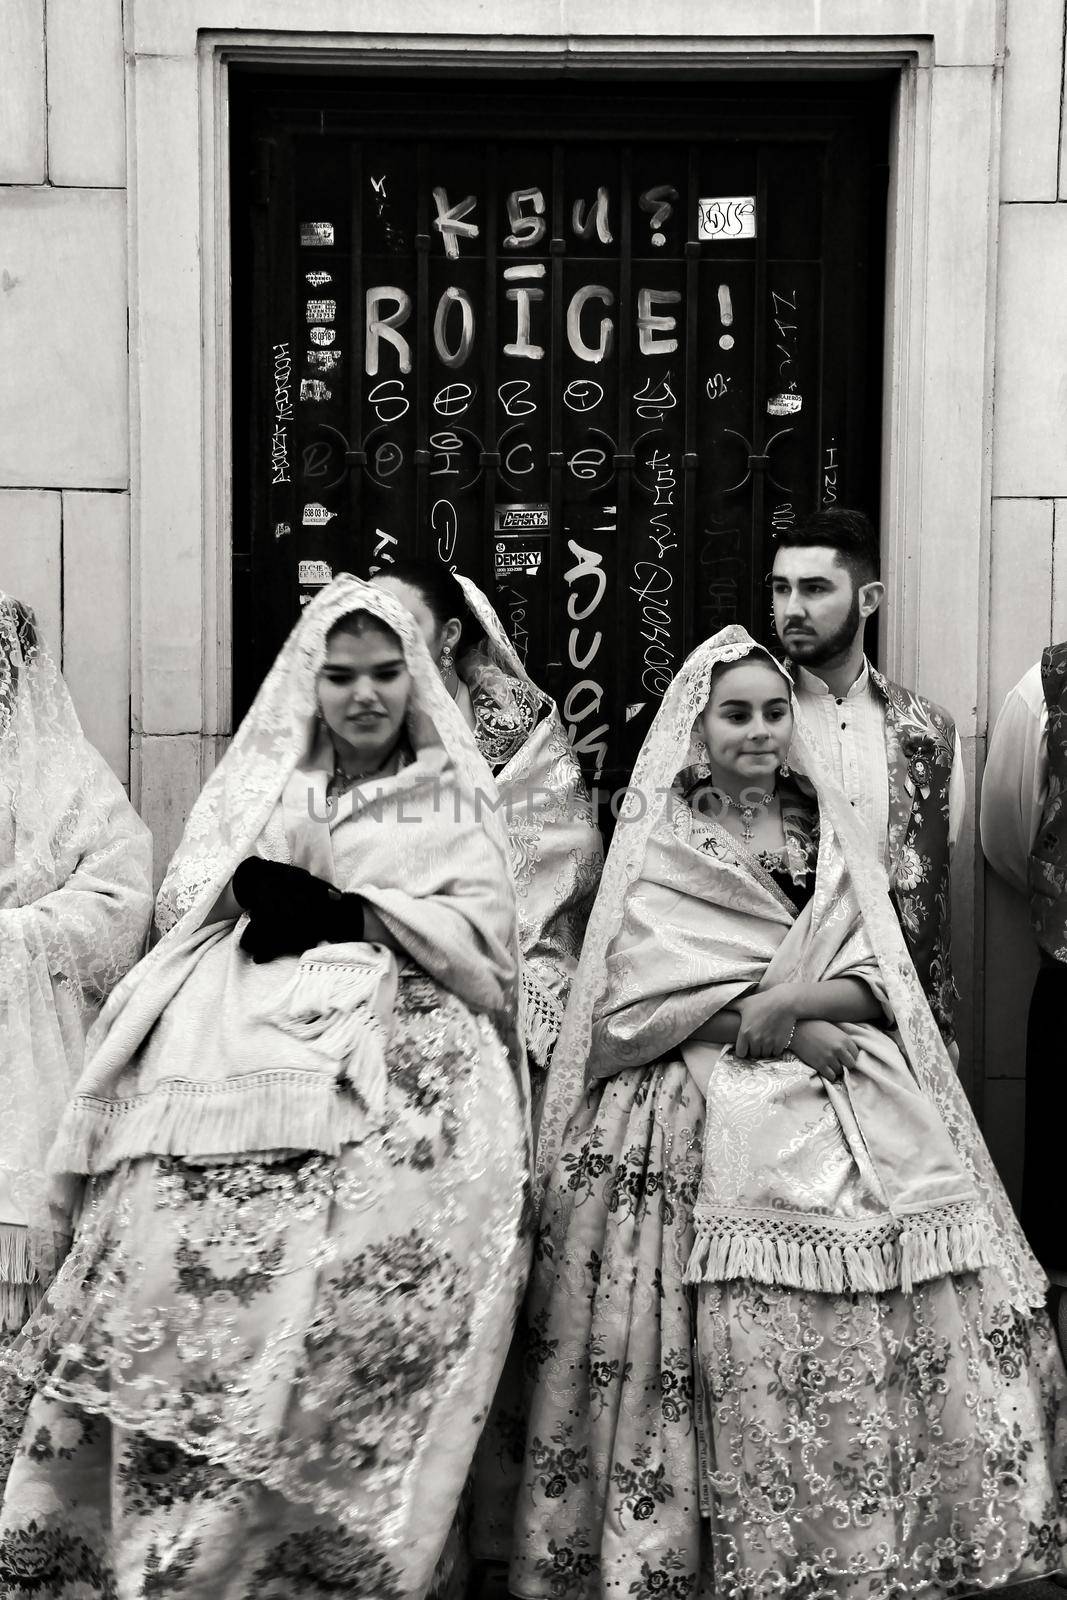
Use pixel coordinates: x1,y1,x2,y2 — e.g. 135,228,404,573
947,730,966,852
980,685,1049,894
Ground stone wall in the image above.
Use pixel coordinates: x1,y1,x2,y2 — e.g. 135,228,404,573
981,0,1067,1195
0,0,129,780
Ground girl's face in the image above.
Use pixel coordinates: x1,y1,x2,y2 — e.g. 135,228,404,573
370,575,447,661
699,657,793,784
316,621,411,771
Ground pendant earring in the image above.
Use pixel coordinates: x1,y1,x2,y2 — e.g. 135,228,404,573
779,762,789,776
439,645,454,677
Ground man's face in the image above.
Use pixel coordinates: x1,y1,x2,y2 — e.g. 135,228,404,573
771,545,864,668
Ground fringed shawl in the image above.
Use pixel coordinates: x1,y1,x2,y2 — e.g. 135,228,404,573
537,625,1046,1312
595,786,991,1296
49,579,527,1191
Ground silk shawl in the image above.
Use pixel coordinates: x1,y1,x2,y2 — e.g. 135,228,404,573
594,786,992,1296
457,576,604,1074
48,578,528,1185
0,597,153,1325
537,625,1046,1312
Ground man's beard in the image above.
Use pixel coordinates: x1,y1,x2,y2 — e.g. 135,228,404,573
778,588,861,668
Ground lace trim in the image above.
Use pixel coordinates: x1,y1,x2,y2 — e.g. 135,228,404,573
686,1197,993,1296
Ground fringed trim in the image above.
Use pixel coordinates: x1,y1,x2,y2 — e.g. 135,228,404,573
897,1215,994,1293
685,1204,994,1296
263,943,397,1116
0,1225,43,1334
52,1070,381,1178
521,968,564,1071
523,999,561,1072
0,1278,43,1335
0,1223,34,1288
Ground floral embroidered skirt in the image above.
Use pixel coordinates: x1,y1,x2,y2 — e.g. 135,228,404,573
0,971,529,1599
509,1057,1067,1600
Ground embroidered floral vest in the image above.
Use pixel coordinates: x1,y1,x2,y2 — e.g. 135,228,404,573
869,669,957,1043
1028,642,1067,963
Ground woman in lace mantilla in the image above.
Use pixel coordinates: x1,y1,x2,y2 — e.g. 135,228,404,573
510,626,1067,1600
0,596,152,1338
372,560,603,1093
0,579,530,1599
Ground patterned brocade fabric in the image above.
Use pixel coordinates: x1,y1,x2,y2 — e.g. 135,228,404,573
510,1057,1067,1600
1030,641,1067,962
512,626,1066,1600
872,671,958,1044
456,581,604,1080
465,651,543,773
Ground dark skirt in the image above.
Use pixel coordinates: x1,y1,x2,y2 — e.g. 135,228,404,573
1023,960,1067,1274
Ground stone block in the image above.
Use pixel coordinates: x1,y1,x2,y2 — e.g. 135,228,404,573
0,188,128,490
0,1,45,183
988,498,1054,721
1001,0,1064,201
913,66,998,726
47,0,126,187
126,0,998,64
135,733,204,889
994,203,1067,497
0,489,61,649
129,54,205,734
63,491,131,782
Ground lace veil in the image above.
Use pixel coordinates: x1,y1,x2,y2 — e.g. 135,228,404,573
535,623,1045,1310
455,574,544,696
125,578,527,1123
154,577,511,937
0,597,152,1312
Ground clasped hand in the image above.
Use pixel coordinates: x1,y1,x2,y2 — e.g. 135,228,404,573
734,990,857,1085
232,857,364,964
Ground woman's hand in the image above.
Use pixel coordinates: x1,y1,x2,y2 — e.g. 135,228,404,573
734,987,799,1059
790,1020,858,1085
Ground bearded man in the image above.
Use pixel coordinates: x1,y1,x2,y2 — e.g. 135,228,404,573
771,507,965,1043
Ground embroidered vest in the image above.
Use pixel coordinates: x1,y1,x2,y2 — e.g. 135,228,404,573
870,670,957,1043
1028,642,1067,963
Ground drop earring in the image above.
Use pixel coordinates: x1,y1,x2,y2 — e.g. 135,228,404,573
439,645,454,677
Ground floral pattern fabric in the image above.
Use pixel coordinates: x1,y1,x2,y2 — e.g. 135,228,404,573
0,969,528,1598
873,671,957,1042
509,1043,1067,1599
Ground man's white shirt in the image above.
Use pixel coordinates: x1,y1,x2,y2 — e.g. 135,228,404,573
793,659,966,869
980,662,1048,895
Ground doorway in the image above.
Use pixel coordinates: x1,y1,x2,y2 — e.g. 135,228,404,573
230,71,890,793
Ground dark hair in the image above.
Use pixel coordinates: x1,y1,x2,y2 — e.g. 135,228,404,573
324,610,402,649
372,558,480,651
774,507,880,586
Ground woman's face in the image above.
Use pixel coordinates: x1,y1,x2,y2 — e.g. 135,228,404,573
370,575,447,660
699,656,793,784
316,621,412,771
